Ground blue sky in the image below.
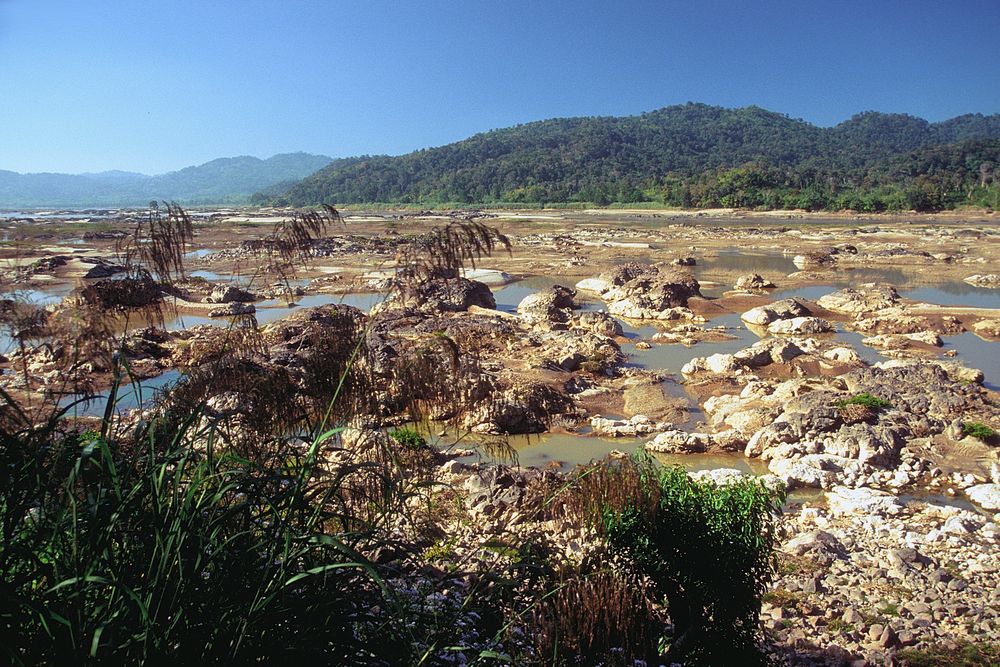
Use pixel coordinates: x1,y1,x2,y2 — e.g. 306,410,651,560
1,0,998,174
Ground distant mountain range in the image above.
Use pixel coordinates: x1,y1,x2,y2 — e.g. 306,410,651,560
265,104,1000,212
7,104,1000,212
0,153,332,208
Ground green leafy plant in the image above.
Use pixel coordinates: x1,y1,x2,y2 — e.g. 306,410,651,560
558,454,785,666
389,426,428,449
833,392,891,411
962,421,998,442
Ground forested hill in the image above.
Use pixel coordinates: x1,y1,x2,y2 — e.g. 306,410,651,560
270,104,1000,212
0,152,333,208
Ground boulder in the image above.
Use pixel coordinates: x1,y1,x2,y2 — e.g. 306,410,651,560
410,277,496,312
741,299,809,326
769,455,844,489
206,284,255,304
816,284,900,315
826,486,904,517
574,277,612,294
575,310,623,337
590,414,669,437
208,302,256,317
793,252,835,269
83,262,125,279
964,274,1000,288
767,316,832,335
972,319,1000,339
646,430,712,454
822,347,863,364
582,263,702,320
517,285,575,329
967,484,1000,510
734,273,775,290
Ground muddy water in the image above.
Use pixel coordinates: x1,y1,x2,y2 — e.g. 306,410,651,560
467,261,1000,470
455,431,769,473
492,276,596,313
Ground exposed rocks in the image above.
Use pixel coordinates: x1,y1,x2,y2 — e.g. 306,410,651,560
769,492,1000,665
964,273,1000,288
467,382,572,434
402,277,497,312
575,310,623,337
767,316,832,335
576,263,703,321
816,284,900,315
734,273,776,290
650,324,739,346
517,285,575,330
826,486,904,517
208,302,256,317
83,262,125,279
972,318,1000,339
862,331,943,353
205,284,255,304
793,251,835,270
682,337,804,376
966,483,1000,509
590,414,670,437
645,429,713,453
741,298,809,326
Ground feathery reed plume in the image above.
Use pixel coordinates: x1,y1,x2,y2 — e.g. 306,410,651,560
397,218,510,292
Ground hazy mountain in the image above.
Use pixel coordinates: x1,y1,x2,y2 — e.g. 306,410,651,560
0,153,333,208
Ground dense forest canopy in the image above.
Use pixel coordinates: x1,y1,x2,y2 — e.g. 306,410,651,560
266,104,1000,212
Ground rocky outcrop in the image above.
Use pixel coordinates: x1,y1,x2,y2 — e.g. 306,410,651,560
862,331,942,352
206,284,255,304
517,285,575,330
575,310,623,338
590,414,670,437
407,277,496,312
966,483,1000,509
697,362,998,490
741,299,809,326
467,382,572,435
575,263,702,321
816,284,900,315
767,316,832,335
972,318,1000,340
645,429,713,453
682,337,804,376
83,262,125,279
734,273,776,290
964,273,1000,288
208,302,256,317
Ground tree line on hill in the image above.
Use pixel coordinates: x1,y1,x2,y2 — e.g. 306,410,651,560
259,104,1000,212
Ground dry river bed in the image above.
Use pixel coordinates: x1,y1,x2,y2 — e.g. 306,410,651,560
2,207,1000,664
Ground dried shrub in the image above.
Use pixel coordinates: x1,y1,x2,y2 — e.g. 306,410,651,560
134,201,194,283
531,569,662,666
246,205,343,291
397,219,510,300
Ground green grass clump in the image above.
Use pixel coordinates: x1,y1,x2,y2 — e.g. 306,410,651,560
833,392,891,411
570,453,785,666
962,421,998,442
389,426,427,448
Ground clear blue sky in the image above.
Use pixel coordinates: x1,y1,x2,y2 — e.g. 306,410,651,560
2,0,998,174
